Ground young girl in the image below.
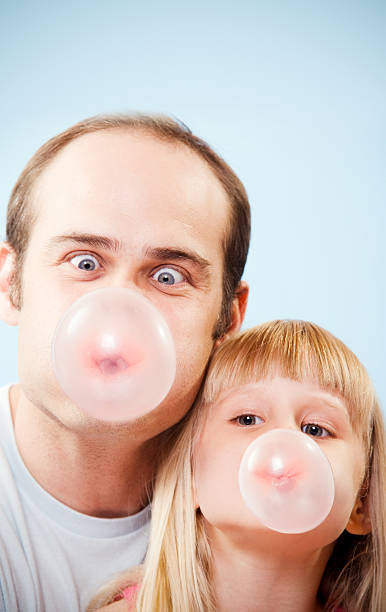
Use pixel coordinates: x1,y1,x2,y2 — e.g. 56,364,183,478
88,320,386,612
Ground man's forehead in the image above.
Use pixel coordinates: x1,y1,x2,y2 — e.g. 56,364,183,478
26,130,230,268
31,128,231,222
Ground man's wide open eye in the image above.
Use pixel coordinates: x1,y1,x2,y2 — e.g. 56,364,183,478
69,254,100,271
152,267,185,286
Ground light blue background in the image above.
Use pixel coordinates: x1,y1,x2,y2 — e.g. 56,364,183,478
0,1,385,414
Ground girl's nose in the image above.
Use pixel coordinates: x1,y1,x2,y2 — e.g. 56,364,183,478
267,418,298,433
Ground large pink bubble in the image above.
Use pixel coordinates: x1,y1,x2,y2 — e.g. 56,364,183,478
52,288,176,422
239,429,335,534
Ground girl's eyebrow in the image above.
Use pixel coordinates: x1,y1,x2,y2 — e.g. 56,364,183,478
308,394,349,417
212,388,352,421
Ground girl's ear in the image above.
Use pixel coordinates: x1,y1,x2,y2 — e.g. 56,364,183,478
0,243,20,326
345,495,372,535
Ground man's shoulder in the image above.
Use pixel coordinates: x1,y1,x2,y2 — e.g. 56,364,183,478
0,443,37,612
0,385,12,426
0,384,11,406
0,385,27,529
0,385,15,477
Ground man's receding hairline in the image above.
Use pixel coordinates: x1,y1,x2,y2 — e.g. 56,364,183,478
48,124,206,160
34,124,233,203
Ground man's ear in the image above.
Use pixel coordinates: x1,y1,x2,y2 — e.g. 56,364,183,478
216,281,249,346
0,242,20,326
345,495,372,535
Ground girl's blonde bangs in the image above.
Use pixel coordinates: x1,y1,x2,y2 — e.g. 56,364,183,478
203,320,375,444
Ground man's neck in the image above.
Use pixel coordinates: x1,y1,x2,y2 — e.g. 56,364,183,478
9,384,160,517
208,526,332,612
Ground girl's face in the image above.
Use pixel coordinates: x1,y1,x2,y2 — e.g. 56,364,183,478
194,375,367,551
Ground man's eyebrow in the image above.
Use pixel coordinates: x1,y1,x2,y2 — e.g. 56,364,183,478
46,236,212,272
145,247,211,271
47,233,122,253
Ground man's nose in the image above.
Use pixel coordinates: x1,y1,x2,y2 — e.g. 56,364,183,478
103,270,140,292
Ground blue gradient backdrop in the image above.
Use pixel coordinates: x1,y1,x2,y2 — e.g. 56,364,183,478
0,1,385,413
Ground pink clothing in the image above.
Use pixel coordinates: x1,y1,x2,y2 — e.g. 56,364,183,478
121,584,139,602
118,588,346,610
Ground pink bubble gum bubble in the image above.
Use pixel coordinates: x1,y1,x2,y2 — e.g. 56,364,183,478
239,429,335,534
51,288,176,422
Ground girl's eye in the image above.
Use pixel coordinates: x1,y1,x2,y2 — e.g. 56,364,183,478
236,414,262,427
301,423,330,438
152,267,185,286
69,254,100,271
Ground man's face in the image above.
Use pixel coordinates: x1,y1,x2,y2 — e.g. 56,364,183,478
12,130,233,436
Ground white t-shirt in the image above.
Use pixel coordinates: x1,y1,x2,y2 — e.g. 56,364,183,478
0,385,150,612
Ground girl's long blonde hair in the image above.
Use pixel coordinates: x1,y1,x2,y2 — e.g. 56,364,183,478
89,320,386,611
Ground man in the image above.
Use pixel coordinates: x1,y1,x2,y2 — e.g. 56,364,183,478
0,114,250,611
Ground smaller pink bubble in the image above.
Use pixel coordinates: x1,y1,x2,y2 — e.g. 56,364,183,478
239,429,335,534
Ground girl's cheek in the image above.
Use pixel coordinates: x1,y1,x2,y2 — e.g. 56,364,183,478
329,459,361,526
